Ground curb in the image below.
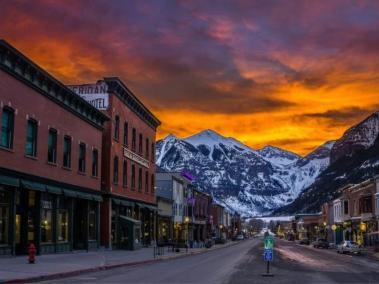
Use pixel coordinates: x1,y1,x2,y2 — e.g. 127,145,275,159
3,241,243,283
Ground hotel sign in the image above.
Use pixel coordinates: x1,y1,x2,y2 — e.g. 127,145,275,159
68,82,109,110
123,147,150,168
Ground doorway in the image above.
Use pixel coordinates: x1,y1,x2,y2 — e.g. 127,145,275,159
73,199,87,250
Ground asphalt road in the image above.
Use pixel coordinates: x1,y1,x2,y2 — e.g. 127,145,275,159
229,239,379,284
44,238,379,284
45,238,260,284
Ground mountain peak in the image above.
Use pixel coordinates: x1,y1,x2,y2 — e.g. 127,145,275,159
258,145,300,166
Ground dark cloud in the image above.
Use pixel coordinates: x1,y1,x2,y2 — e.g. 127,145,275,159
298,106,379,126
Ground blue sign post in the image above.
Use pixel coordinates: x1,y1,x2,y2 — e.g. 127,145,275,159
262,235,274,277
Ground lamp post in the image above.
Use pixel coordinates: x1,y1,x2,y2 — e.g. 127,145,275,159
184,216,190,249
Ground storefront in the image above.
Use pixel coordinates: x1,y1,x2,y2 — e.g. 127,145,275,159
111,198,157,250
0,175,102,256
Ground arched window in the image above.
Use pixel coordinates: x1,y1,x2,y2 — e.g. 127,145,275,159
151,174,155,194
145,171,149,193
113,156,119,184
123,122,128,146
1,106,14,149
138,168,142,192
131,164,135,189
123,160,127,188
114,115,120,140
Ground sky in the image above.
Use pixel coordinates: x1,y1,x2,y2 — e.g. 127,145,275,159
1,0,379,155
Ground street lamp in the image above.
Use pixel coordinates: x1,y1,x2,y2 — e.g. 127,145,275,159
184,216,190,248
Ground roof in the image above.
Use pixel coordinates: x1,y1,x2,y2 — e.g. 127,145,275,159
103,77,161,130
0,39,109,129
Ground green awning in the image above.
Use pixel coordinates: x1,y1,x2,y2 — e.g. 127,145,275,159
119,215,141,225
46,185,62,195
92,195,103,202
63,189,77,197
0,175,19,187
76,192,93,201
21,180,46,192
112,198,133,207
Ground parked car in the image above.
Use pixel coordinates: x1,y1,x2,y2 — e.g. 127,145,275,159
235,234,244,241
337,241,361,255
299,238,310,245
313,238,329,249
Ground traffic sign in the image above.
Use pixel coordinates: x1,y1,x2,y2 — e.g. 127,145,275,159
264,249,273,262
264,235,274,249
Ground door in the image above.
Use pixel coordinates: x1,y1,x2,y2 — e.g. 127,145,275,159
73,199,87,250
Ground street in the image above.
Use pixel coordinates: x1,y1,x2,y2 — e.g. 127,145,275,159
43,238,379,284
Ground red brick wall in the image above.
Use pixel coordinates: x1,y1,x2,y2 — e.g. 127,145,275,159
102,93,156,204
0,70,103,191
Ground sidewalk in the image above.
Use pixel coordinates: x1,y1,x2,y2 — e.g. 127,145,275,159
0,241,239,283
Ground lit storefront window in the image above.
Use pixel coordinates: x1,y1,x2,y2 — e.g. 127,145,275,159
41,194,53,243
57,197,69,242
88,202,97,240
0,191,9,244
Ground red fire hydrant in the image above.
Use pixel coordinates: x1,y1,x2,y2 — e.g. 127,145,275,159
28,242,37,264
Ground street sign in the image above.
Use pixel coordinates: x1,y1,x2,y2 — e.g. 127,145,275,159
264,249,273,262
264,235,274,249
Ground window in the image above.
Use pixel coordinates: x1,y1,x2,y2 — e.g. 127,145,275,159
138,133,142,154
0,191,10,244
151,142,155,162
151,174,155,194
47,128,57,163
145,171,149,193
138,168,142,192
132,128,136,151
78,143,86,173
113,156,119,184
123,122,128,146
1,107,14,149
361,196,372,213
123,160,127,188
114,115,120,140
41,194,53,243
92,149,98,177
146,138,149,159
131,164,135,190
25,119,38,157
343,200,349,215
57,197,68,242
63,136,71,168
88,202,97,240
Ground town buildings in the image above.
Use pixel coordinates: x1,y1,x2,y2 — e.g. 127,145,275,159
332,177,379,246
0,40,108,255
69,78,161,250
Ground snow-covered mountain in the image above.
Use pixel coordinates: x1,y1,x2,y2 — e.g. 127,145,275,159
330,112,379,163
277,111,379,214
156,129,332,217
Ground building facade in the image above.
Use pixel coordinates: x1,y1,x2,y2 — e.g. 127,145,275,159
332,177,379,246
0,40,108,255
69,78,161,250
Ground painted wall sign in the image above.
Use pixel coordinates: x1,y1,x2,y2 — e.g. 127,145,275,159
123,147,150,168
68,82,109,110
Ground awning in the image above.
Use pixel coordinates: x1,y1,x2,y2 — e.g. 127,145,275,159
138,203,157,211
46,185,62,195
76,192,95,201
112,198,133,207
119,215,141,225
63,189,77,197
21,180,46,192
0,175,19,187
92,195,103,202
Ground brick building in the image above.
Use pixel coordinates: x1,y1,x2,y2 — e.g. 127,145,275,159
69,78,160,250
0,40,108,255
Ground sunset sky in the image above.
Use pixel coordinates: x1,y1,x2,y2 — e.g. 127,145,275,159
1,0,379,155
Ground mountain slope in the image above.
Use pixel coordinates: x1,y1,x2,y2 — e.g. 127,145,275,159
276,111,379,214
156,130,332,216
